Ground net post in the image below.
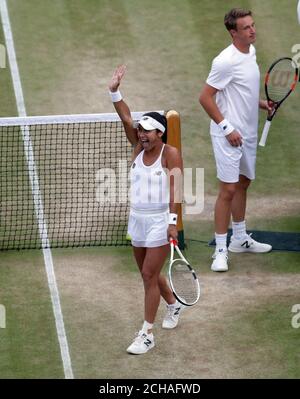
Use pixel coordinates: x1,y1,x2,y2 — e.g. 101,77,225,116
165,110,185,250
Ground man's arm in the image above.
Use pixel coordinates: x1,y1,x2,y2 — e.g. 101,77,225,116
199,83,224,123
199,83,243,147
109,65,139,146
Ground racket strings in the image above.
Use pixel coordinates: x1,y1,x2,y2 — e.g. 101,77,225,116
170,261,199,304
267,60,297,102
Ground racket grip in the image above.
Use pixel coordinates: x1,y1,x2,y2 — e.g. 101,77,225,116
259,120,271,147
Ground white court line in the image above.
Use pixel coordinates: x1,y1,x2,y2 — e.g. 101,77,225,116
0,0,74,379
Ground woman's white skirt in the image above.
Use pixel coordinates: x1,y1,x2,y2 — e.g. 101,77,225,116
127,208,169,248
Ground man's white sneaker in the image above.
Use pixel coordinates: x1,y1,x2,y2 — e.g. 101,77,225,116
211,248,228,272
162,302,184,329
228,233,272,253
127,330,154,355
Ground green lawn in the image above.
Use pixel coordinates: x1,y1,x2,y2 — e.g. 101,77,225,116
0,250,63,378
220,299,300,378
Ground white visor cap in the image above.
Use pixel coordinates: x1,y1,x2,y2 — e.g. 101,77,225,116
138,115,166,133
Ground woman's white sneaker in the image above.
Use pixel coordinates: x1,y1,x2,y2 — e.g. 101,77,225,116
162,302,184,329
127,331,154,354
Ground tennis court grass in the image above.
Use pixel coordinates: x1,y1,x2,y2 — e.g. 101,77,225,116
0,250,63,378
222,299,300,378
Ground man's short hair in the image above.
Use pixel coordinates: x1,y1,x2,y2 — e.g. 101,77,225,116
224,8,252,31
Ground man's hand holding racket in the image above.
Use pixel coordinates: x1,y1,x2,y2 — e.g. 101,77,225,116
259,99,275,115
259,57,298,147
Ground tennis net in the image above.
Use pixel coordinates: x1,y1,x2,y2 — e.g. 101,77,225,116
0,112,161,250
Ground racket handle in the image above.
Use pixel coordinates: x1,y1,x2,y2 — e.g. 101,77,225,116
169,239,178,246
259,120,271,147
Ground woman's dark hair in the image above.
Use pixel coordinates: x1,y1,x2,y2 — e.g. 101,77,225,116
142,111,168,142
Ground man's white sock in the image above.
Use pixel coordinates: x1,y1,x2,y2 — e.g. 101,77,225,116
215,232,227,251
232,220,247,240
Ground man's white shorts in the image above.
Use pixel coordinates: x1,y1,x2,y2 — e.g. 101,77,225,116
128,208,169,247
211,135,257,183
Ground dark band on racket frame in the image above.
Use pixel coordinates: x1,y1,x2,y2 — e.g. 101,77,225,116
265,57,299,122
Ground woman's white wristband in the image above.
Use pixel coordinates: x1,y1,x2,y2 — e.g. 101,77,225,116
169,213,178,225
218,119,234,136
109,90,123,103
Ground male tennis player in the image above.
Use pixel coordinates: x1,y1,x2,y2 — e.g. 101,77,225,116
108,65,184,354
199,8,273,272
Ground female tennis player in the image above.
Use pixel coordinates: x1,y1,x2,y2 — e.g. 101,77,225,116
109,65,184,355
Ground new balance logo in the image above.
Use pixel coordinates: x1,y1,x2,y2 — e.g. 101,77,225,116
241,241,251,248
174,307,181,315
144,339,152,347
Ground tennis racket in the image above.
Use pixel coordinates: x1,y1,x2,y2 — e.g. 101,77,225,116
168,239,200,306
259,57,298,147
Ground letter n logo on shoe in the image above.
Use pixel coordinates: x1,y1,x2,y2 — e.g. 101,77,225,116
242,241,250,248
